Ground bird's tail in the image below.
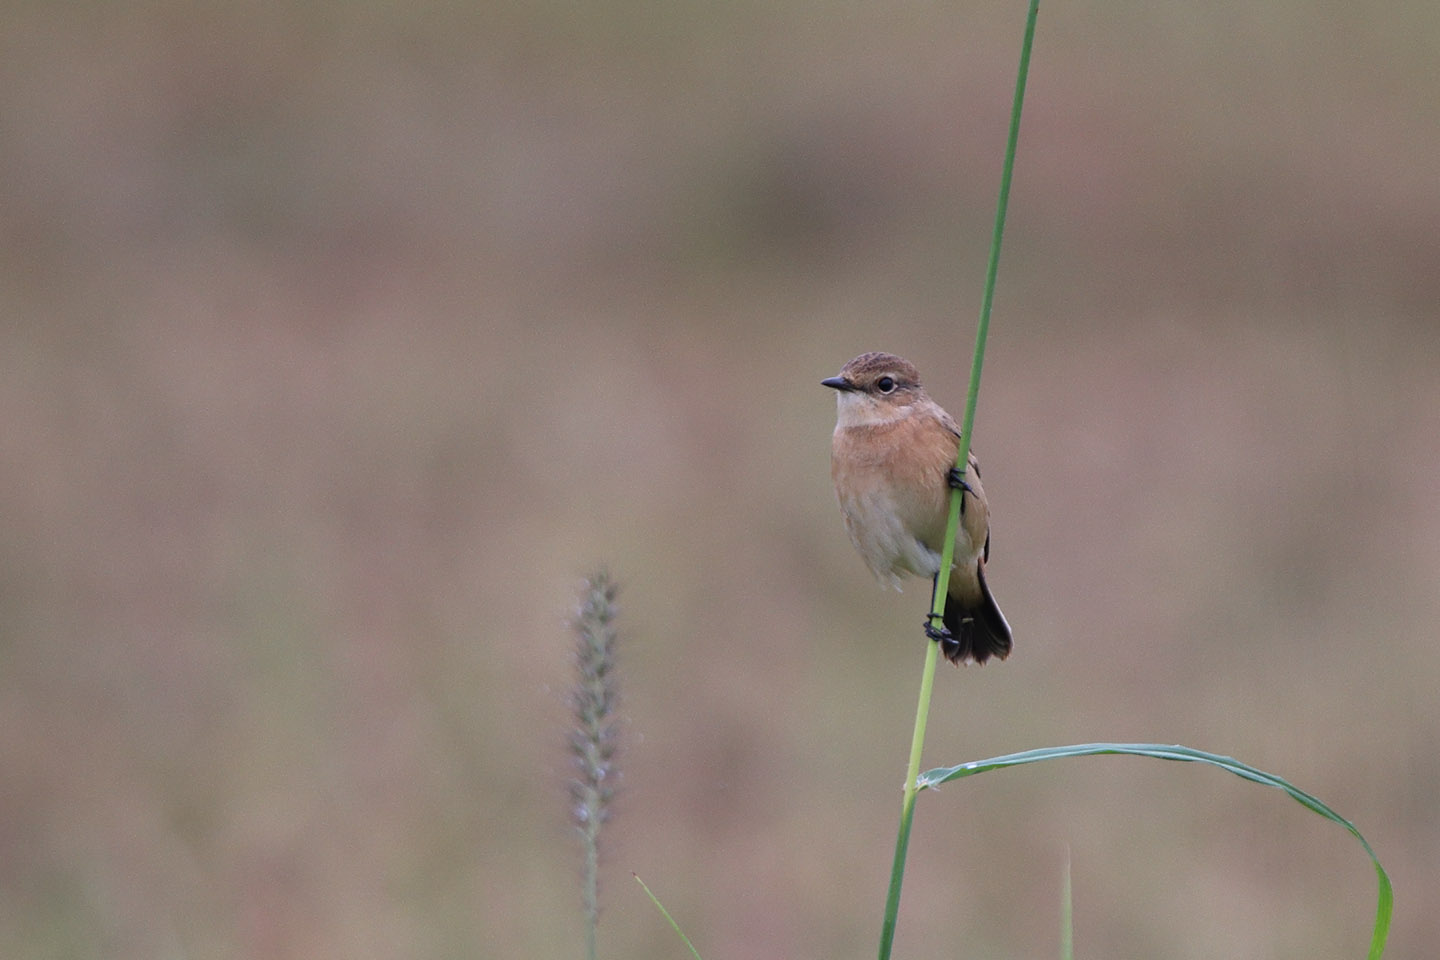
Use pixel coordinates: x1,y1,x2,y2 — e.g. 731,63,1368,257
941,563,1012,665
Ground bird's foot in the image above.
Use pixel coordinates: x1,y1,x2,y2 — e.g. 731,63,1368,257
923,614,952,646
946,466,973,513
945,466,975,494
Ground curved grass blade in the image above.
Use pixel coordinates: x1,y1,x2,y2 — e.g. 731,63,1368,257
918,743,1391,960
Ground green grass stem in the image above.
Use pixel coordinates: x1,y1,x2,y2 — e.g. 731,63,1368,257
876,639,939,958
1060,845,1073,960
877,3,1039,958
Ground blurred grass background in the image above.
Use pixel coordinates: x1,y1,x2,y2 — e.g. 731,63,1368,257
1,2,1437,958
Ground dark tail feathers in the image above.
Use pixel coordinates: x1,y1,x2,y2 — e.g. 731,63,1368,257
940,565,1012,665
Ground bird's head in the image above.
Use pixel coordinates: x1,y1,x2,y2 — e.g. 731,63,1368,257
822,352,927,427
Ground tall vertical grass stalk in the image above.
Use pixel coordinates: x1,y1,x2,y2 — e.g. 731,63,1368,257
877,3,1040,959
1060,845,1073,960
570,572,621,960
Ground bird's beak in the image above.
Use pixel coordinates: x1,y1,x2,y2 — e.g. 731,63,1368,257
821,376,853,391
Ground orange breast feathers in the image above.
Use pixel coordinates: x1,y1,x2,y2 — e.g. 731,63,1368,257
830,415,988,585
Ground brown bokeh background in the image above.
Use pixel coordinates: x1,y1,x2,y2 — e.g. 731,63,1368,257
2,3,1437,958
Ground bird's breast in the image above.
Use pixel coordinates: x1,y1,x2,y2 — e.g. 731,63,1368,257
831,416,970,581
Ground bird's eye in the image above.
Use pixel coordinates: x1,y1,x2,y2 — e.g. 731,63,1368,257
876,376,896,393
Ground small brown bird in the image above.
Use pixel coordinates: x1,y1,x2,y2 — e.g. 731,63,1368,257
823,352,1011,664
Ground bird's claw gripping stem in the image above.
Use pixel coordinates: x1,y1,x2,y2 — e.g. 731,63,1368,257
946,466,973,513
924,614,952,645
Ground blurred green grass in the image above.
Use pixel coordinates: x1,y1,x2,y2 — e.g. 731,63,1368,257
1,2,1437,958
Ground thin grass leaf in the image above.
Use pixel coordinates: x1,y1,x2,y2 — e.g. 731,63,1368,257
634,874,705,960
918,742,1391,959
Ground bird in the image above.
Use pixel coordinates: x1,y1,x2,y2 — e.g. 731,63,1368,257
822,351,1011,665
